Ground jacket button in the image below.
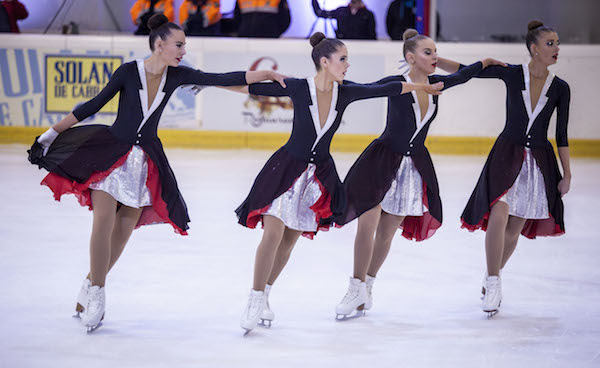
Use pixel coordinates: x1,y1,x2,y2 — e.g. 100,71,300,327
526,142,530,146
406,151,410,155
527,135,531,138
312,151,316,155
409,143,413,148
138,133,142,137
135,140,140,144
309,158,314,162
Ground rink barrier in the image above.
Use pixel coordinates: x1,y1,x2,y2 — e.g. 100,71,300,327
1,127,598,157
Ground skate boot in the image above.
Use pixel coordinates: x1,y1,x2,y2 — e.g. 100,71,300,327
335,277,367,321
481,276,502,317
240,289,266,334
81,285,105,333
259,284,274,328
74,278,91,319
364,275,376,310
481,269,502,300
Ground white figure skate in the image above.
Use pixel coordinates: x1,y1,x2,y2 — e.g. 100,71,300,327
335,277,367,321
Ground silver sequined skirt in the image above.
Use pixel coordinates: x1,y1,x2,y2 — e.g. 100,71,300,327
380,156,428,217
498,148,549,219
264,164,323,232
88,145,152,208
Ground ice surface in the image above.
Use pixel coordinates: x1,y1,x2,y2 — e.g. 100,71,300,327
1,144,599,368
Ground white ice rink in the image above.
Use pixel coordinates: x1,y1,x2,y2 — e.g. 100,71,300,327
1,144,599,368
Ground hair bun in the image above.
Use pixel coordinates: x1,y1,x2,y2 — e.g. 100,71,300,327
527,20,544,32
310,32,326,48
402,28,419,41
148,14,169,31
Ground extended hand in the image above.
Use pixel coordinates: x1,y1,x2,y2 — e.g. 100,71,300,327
37,128,59,156
424,81,444,95
269,71,287,88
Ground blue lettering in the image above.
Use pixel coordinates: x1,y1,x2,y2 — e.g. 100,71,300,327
102,62,114,83
22,99,36,127
89,63,99,84
29,50,42,93
54,61,64,83
0,103,10,126
0,49,29,97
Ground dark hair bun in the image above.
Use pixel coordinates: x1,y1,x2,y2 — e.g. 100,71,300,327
310,32,326,48
402,28,419,41
527,20,544,31
148,14,169,31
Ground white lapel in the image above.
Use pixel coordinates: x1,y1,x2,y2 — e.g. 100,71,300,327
307,77,339,151
404,73,436,142
522,63,554,133
136,59,168,133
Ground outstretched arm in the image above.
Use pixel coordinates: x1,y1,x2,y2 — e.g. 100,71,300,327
437,57,461,74
345,80,443,103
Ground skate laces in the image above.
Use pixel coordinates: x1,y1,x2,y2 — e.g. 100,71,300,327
245,292,264,319
341,284,360,304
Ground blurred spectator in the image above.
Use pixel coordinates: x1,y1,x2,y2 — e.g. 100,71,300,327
311,0,375,40
234,0,290,38
180,0,221,36
386,0,415,40
0,0,28,33
130,0,174,35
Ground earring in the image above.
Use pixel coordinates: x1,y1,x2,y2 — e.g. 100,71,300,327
535,52,538,55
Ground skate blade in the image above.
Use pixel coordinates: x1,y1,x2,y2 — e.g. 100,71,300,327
258,319,272,328
242,328,253,336
73,312,81,319
335,310,366,321
485,310,499,318
86,321,103,334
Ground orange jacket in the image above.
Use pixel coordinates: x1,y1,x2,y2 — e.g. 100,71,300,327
179,0,221,27
130,0,174,25
237,0,281,14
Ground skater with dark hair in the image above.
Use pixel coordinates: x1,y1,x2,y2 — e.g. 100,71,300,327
29,13,286,333
228,32,443,333
461,20,571,316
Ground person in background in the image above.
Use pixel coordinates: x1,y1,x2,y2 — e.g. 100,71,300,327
386,0,415,41
0,0,28,33
179,0,221,36
312,0,376,40
131,0,174,35
234,0,290,38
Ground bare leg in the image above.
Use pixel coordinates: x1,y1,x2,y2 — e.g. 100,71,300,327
500,215,527,269
85,205,144,281
353,205,383,282
267,228,303,285
367,212,404,277
89,190,118,287
252,215,286,291
485,201,510,277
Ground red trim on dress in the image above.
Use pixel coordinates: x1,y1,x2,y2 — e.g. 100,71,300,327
41,148,133,209
135,156,188,235
244,169,334,240
41,147,187,236
460,149,563,238
400,180,441,242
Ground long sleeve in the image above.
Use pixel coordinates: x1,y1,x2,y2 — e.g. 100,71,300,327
249,81,292,97
343,81,404,103
13,1,29,20
471,64,508,80
432,61,483,91
72,64,126,122
176,67,247,86
556,81,570,147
